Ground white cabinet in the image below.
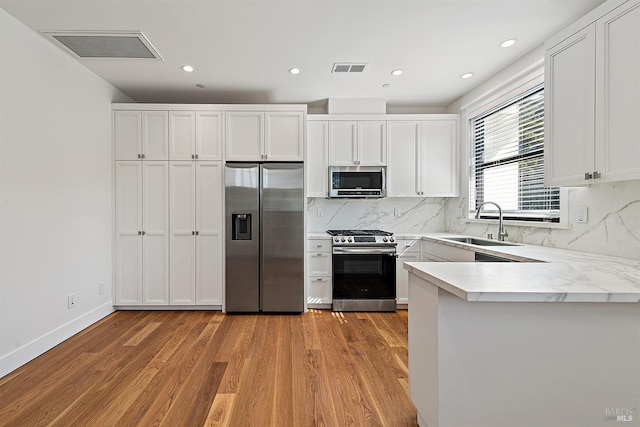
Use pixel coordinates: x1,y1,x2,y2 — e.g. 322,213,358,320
169,161,223,305
307,121,329,197
225,110,304,161
396,238,421,306
307,237,332,306
169,111,222,161
387,118,459,197
115,161,169,305
545,0,640,186
328,120,386,166
114,111,168,161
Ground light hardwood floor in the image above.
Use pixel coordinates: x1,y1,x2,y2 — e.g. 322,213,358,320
0,309,417,426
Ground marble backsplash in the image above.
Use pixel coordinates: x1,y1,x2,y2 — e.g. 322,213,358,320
446,180,640,260
307,197,447,233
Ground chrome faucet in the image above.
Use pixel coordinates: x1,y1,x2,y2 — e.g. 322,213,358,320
475,201,508,241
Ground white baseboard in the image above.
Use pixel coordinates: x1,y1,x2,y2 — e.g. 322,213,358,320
0,301,115,378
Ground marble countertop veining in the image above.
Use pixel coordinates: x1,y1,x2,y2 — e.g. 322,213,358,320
404,233,640,303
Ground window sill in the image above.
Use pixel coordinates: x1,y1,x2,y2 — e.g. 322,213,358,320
464,218,570,230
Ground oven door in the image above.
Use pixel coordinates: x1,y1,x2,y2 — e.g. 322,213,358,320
332,246,396,312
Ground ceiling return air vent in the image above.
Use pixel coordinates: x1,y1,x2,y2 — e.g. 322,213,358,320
332,62,368,73
41,31,163,60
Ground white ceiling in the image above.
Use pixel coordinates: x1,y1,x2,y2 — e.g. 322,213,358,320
0,0,606,110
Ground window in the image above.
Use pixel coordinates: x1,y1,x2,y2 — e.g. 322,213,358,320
469,85,560,222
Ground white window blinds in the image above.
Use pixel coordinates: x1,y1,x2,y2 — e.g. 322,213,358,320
469,85,560,222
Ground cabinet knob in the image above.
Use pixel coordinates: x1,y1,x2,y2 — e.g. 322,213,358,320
585,172,593,180
138,231,142,235
317,244,323,248
192,231,195,235
195,154,199,160
192,154,195,159
141,231,145,235
141,154,145,159
137,154,142,159
593,171,601,179
196,231,199,235
316,278,323,281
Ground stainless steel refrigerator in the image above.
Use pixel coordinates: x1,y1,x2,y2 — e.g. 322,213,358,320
225,163,304,312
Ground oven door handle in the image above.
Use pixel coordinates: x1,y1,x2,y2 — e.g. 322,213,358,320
333,247,397,256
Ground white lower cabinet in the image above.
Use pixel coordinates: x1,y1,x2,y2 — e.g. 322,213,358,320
115,161,169,305
170,161,223,305
307,237,332,306
396,238,421,306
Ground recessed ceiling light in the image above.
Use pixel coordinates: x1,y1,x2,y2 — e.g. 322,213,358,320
289,67,301,75
500,38,518,48
382,83,391,88
391,69,403,76
460,72,474,79
196,84,205,89
181,65,194,72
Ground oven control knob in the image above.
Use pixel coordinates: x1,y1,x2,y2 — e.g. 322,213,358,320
334,237,339,243
348,237,353,242
389,237,395,242
341,237,346,242
383,237,388,242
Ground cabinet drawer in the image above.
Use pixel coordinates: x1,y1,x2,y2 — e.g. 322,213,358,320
422,240,474,262
307,239,332,252
307,276,332,304
396,239,421,254
308,252,332,276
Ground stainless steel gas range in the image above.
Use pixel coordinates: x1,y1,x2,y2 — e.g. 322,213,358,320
327,229,397,312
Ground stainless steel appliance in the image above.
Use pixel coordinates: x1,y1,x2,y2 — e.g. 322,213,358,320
328,166,386,198
225,163,304,312
327,229,397,312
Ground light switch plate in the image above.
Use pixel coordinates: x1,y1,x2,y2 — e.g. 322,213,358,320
577,206,588,223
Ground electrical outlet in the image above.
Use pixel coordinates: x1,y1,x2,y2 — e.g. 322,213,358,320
577,206,588,224
455,208,463,218
317,208,323,217
68,293,76,309
99,282,105,295
394,208,401,217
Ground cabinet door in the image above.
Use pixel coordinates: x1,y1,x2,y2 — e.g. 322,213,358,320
307,121,329,197
115,161,143,304
169,111,196,160
396,252,420,305
358,121,387,165
225,111,264,161
545,25,596,186
142,162,169,304
170,161,196,304
196,111,223,160
114,111,141,161
142,111,169,160
387,121,420,196
265,111,304,161
421,120,459,196
328,121,357,165
596,0,640,182
195,161,223,305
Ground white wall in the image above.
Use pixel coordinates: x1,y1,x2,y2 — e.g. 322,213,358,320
0,8,132,377
445,46,640,260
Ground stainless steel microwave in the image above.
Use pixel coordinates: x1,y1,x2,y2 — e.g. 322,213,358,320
328,166,386,198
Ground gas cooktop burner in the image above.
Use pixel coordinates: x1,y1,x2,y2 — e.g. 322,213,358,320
326,229,393,237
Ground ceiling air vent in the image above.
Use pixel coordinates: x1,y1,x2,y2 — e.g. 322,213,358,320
41,31,163,60
332,62,368,73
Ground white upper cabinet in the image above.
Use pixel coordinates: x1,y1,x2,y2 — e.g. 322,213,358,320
115,111,169,161
265,111,305,161
387,121,420,196
387,118,459,197
545,0,640,186
595,0,640,183
170,111,222,160
328,120,386,166
226,110,304,161
307,121,329,197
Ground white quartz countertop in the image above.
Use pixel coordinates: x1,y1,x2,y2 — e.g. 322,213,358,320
404,233,640,303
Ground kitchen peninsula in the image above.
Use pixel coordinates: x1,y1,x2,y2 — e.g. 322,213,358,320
405,236,640,427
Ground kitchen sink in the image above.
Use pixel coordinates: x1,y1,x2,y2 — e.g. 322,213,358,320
440,237,519,247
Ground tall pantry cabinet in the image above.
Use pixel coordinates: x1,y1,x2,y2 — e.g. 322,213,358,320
114,107,224,307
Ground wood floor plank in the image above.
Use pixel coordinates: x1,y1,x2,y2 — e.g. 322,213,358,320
0,309,417,426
